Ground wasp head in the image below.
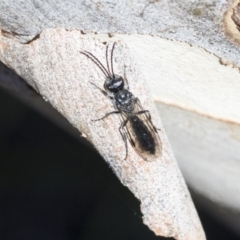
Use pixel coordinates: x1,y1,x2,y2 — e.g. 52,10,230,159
104,75,124,93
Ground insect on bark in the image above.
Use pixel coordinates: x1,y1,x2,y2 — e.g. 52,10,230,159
80,42,162,161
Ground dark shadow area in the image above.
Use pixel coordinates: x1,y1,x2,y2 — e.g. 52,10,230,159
0,88,239,240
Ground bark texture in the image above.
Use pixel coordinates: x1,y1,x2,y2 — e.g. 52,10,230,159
0,29,205,239
2,0,240,238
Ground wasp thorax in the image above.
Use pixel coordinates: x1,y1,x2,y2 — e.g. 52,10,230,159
115,89,132,105
104,75,124,93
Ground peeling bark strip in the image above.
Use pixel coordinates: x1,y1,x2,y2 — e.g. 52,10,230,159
0,29,205,239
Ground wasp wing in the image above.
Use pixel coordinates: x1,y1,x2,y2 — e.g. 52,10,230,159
121,99,162,162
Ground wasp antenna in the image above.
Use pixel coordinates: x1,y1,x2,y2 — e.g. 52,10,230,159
110,42,116,78
80,51,110,78
106,44,111,78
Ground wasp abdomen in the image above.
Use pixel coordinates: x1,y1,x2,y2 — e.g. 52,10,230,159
129,116,155,154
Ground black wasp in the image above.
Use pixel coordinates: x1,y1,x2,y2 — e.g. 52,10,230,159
80,42,162,161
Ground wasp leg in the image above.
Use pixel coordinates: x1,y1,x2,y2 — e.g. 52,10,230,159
136,109,160,133
92,111,120,122
119,118,130,160
90,82,114,100
135,98,161,133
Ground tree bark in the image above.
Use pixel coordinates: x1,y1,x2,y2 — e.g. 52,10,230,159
1,0,240,238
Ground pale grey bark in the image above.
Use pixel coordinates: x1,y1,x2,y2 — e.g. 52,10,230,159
1,0,240,238
0,29,205,239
